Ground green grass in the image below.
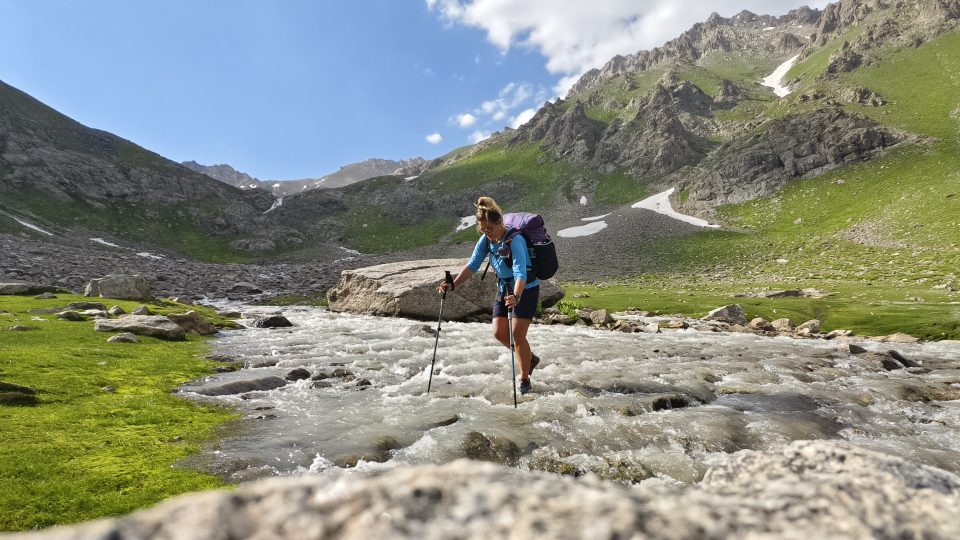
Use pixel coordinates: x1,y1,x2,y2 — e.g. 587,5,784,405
562,278,960,340
344,208,455,254
594,171,648,205
428,142,639,210
0,192,253,264
0,294,237,531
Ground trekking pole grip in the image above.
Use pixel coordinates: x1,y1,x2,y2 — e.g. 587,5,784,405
443,270,453,299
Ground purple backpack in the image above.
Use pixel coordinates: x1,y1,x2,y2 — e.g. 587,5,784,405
482,212,559,281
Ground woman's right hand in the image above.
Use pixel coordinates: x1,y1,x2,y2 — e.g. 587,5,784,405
436,281,452,294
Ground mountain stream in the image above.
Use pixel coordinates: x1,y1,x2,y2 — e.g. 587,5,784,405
180,306,960,484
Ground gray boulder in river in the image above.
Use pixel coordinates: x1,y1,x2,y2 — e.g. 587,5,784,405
326,259,564,321
10,440,958,539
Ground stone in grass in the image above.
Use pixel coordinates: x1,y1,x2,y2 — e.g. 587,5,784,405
795,319,821,335
95,315,186,341
770,318,795,333
107,332,139,343
702,304,746,325
56,311,86,321
7,325,37,331
131,305,151,316
34,292,57,300
108,306,126,316
0,381,39,406
0,392,39,406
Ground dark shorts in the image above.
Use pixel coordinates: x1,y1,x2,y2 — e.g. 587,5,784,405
493,285,540,320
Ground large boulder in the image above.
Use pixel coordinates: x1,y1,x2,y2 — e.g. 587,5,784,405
327,259,564,321
84,274,152,300
13,441,959,539
94,315,186,341
0,281,59,295
166,311,218,335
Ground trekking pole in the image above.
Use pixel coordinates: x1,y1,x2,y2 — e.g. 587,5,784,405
505,284,518,408
427,271,454,393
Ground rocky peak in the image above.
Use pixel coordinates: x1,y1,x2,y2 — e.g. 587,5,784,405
568,9,819,97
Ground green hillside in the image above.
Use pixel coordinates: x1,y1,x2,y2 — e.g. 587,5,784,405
567,30,960,339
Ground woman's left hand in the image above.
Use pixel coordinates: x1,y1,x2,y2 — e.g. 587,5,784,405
505,293,519,308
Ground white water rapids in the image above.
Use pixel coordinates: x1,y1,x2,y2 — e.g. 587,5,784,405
181,307,960,484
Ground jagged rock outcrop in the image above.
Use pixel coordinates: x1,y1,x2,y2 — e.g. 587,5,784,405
517,81,714,178
676,108,903,209
569,8,819,97
13,441,960,539
326,259,564,321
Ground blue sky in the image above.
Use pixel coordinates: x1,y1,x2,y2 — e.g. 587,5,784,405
0,0,826,180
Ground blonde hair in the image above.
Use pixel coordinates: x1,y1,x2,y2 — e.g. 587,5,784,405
474,196,503,231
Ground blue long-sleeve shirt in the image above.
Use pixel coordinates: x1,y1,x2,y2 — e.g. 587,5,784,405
466,228,540,290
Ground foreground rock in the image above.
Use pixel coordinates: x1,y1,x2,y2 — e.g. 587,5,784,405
12,440,959,539
94,315,186,341
327,259,564,321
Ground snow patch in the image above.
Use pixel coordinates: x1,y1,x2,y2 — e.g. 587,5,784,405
13,218,54,236
579,196,588,206
760,54,800,98
631,189,720,228
581,213,610,222
558,221,608,238
264,197,284,214
763,26,775,31
90,237,120,248
405,175,419,181
136,252,164,260
456,216,477,232
339,246,362,256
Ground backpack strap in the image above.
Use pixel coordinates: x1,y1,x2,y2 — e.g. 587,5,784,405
479,236,491,281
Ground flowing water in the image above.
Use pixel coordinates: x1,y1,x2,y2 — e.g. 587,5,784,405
180,306,960,484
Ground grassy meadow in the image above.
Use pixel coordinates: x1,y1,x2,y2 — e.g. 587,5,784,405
0,294,238,531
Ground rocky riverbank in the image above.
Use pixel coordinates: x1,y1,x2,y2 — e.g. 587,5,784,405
0,232,378,302
8,440,960,539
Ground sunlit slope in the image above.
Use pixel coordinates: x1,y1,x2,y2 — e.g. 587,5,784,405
640,30,960,286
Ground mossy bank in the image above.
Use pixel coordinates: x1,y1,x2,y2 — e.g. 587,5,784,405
0,294,238,531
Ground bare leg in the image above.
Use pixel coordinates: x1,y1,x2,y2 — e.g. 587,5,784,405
494,316,533,379
493,316,510,348
511,317,532,379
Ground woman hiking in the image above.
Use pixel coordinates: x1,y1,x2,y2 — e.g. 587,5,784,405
437,196,541,395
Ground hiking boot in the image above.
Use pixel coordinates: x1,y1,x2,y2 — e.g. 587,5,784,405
519,378,532,395
530,353,541,372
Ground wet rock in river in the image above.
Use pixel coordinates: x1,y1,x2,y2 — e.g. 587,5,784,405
895,383,960,403
194,376,288,396
252,315,293,328
462,431,521,466
285,368,311,381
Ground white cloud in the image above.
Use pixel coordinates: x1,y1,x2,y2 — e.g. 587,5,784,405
455,113,477,127
472,81,548,127
428,0,833,95
426,132,443,144
468,130,492,143
510,108,536,128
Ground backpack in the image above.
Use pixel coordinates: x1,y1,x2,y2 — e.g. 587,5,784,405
481,212,559,281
